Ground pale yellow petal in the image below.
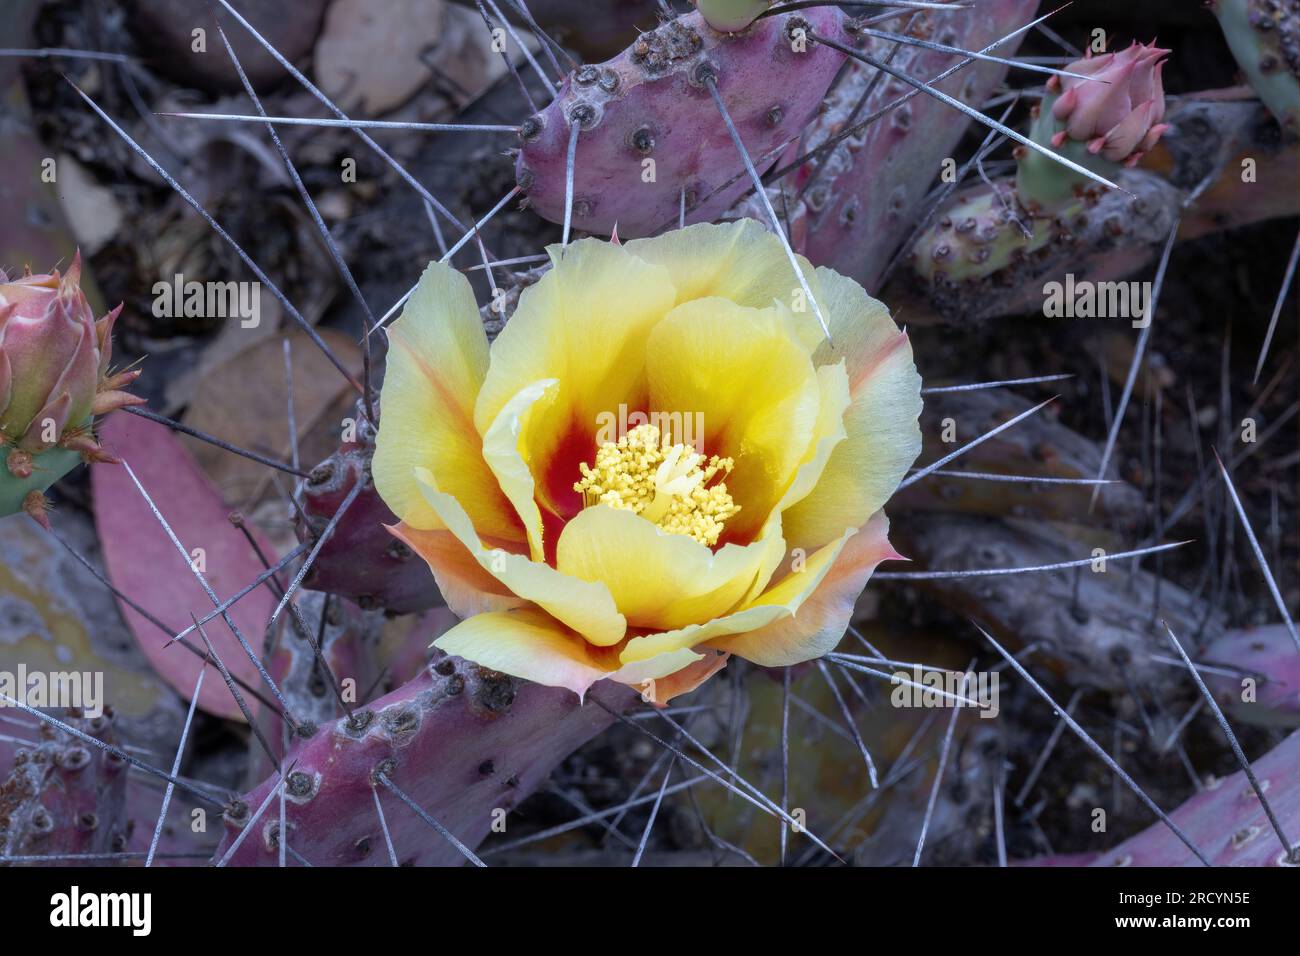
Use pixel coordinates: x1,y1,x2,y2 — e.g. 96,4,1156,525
810,265,904,375
608,647,706,692
618,650,730,706
625,218,826,352
386,523,525,619
434,607,621,700
767,360,851,526
646,297,821,544
782,268,922,552
415,468,627,647
617,523,855,664
480,379,558,562
372,260,522,541
708,511,900,666
555,504,782,631
472,238,676,519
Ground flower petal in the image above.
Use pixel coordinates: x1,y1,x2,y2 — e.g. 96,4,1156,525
624,218,827,352
767,360,852,524
434,607,621,700
708,511,899,666
617,520,858,665
386,522,525,618
555,504,783,631
480,378,558,561
27,323,99,445
373,261,522,541
415,468,627,646
608,646,706,695
472,238,677,519
646,297,821,543
623,650,730,706
781,267,922,552
1100,98,1158,162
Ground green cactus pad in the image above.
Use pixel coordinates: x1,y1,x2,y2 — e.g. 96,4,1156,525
912,181,1060,285
0,424,89,519
1213,0,1300,136
1015,92,1125,210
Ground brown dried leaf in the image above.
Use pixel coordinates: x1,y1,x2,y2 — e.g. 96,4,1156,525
179,328,363,517
315,0,448,114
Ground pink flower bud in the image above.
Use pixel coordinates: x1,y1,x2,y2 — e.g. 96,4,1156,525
1048,42,1171,167
0,251,112,449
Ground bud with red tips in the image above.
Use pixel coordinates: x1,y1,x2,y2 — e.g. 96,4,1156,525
1016,41,1171,210
0,252,143,524
1047,42,1170,166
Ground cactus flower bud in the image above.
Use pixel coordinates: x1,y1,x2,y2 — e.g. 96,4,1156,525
693,0,771,32
1047,42,1170,167
1016,41,1171,210
0,252,143,524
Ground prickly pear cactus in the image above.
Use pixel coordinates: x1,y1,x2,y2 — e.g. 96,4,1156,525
910,180,1055,285
294,402,437,615
772,0,1041,291
1201,625,1300,728
0,254,141,527
215,658,635,866
515,5,846,236
910,39,1174,309
0,708,130,864
1088,731,1300,867
1211,0,1300,136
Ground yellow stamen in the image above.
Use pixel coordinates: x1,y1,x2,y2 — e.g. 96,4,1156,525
573,423,739,547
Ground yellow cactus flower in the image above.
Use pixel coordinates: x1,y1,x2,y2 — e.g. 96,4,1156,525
374,219,922,703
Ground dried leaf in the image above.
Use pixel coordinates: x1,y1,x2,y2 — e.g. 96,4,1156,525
92,411,282,721
179,328,362,514
315,0,448,114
